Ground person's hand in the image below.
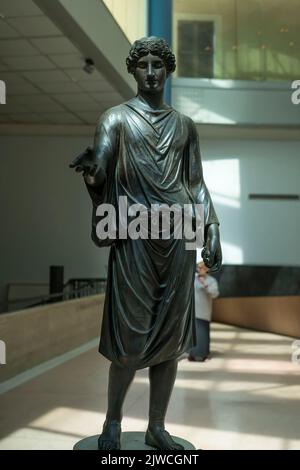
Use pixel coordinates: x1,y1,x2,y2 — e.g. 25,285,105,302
201,224,222,273
69,146,97,177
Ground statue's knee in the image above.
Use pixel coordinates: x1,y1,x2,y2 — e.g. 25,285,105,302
118,355,137,368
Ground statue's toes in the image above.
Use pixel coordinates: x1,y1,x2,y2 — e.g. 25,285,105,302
98,438,120,451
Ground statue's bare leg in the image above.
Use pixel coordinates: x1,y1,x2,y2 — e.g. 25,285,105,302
98,362,135,450
146,358,184,450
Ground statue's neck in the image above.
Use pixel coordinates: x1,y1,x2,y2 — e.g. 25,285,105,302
137,89,165,110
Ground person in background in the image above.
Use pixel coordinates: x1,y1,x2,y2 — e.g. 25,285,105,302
189,261,219,362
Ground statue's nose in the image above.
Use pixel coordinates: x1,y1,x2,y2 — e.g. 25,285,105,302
147,64,155,79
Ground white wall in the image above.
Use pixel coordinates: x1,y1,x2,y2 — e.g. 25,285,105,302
201,138,300,266
0,133,110,312
103,0,147,44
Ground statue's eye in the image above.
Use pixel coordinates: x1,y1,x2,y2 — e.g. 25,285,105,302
137,62,147,69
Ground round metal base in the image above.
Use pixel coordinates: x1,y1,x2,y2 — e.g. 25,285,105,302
74,431,195,450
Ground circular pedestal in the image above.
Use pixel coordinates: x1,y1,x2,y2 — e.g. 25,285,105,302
74,432,195,450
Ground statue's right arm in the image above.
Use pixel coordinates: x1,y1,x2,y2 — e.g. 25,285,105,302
84,109,119,189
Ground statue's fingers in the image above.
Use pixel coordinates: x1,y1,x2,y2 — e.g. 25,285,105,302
69,159,79,168
75,166,83,173
208,258,219,273
217,251,222,269
209,251,222,273
208,265,218,273
70,152,84,166
201,246,209,260
207,245,217,268
90,164,98,176
203,252,212,268
83,166,94,177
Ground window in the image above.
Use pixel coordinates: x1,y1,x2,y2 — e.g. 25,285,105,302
177,20,214,78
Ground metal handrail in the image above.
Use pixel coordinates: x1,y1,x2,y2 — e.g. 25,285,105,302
5,278,107,312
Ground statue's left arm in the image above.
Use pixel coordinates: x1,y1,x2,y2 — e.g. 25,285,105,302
187,118,222,272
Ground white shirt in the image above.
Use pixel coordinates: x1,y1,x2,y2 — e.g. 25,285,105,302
194,274,219,322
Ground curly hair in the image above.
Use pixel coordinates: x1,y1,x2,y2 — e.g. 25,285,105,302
126,36,176,75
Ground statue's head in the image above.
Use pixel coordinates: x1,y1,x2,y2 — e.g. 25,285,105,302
126,37,176,93
126,37,176,76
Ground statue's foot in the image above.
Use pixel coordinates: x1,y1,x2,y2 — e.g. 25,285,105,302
98,420,121,450
188,354,208,362
145,426,184,451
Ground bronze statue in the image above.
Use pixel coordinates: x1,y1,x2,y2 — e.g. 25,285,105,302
70,37,222,450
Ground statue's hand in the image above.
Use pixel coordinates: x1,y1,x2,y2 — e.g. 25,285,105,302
202,223,222,273
69,146,97,177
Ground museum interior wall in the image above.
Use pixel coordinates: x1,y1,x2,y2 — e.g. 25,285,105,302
201,137,300,267
212,295,300,338
103,0,147,44
0,133,110,313
203,136,300,335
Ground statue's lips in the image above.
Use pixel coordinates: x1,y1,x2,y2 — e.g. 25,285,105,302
146,79,158,85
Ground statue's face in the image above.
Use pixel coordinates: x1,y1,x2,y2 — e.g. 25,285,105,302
134,53,167,93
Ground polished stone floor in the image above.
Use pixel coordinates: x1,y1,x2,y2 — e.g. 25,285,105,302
0,323,299,450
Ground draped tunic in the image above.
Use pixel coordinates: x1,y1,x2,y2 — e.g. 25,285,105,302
85,96,219,369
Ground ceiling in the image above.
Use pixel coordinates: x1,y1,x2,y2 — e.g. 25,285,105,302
0,0,126,125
